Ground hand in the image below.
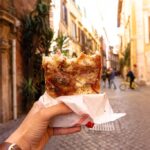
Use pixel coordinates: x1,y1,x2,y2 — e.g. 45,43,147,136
6,102,81,150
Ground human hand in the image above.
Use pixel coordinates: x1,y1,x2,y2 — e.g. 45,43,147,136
6,102,81,150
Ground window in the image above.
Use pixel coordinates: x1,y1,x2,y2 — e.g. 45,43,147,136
81,31,85,45
148,16,150,43
71,21,77,39
62,3,68,25
145,15,150,44
78,28,81,43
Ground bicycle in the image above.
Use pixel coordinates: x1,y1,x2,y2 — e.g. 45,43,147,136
119,80,138,91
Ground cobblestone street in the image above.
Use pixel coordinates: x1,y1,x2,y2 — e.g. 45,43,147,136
1,0,150,149
1,78,150,150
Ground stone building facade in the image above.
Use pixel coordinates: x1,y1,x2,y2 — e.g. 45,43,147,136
51,0,101,56
0,0,41,122
117,0,150,84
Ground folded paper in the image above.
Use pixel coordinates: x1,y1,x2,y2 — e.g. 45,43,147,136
39,92,126,127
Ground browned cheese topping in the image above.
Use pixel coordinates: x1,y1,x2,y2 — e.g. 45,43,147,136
42,52,101,97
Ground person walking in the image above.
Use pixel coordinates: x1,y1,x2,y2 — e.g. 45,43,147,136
109,68,117,89
106,68,111,88
101,68,107,88
127,68,135,89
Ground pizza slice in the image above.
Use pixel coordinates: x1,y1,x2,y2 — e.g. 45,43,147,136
42,52,101,97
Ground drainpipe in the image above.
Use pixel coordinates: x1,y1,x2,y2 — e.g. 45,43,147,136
12,39,17,120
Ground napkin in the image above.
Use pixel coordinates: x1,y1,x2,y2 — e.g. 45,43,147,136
39,92,126,127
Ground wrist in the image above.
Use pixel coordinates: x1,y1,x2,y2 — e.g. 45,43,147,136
5,131,29,150
0,142,21,150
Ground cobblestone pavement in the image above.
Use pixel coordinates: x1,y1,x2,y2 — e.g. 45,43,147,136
1,77,150,150
45,78,150,150
0,116,24,143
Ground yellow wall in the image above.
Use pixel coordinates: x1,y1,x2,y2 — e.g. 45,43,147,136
143,0,150,82
130,0,137,70
143,0,150,5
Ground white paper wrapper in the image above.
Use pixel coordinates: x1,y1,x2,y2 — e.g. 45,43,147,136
39,92,126,127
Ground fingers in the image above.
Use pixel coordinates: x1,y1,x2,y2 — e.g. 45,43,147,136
53,126,81,135
44,103,72,120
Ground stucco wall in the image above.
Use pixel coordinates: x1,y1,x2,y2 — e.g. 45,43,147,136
0,0,37,18
13,0,37,18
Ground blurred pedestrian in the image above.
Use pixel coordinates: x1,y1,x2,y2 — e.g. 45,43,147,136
109,68,117,89
106,68,111,88
101,67,107,88
127,68,135,89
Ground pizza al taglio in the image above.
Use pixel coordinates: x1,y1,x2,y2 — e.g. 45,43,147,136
42,52,101,97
